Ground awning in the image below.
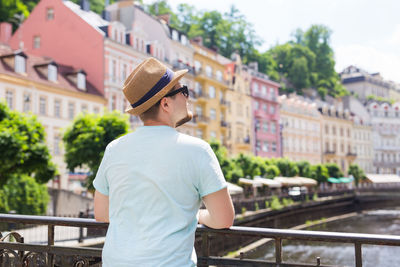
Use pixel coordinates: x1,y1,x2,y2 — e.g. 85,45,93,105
328,177,341,183
365,174,400,184
254,177,282,188
296,177,318,186
274,177,302,187
328,177,354,184
226,182,244,195
238,178,263,187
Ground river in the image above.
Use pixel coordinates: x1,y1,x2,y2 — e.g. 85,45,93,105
254,209,400,267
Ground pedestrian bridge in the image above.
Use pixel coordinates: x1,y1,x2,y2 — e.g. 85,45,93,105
0,214,399,267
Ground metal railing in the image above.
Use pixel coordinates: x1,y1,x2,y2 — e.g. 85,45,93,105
0,214,400,266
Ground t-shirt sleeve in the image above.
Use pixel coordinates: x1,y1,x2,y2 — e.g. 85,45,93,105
93,148,110,196
196,143,227,198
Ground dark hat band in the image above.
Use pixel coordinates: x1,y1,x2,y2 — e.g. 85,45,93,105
131,68,174,108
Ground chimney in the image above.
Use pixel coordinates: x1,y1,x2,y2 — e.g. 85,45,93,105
0,23,12,44
192,36,203,46
249,62,258,72
80,0,90,12
158,14,170,24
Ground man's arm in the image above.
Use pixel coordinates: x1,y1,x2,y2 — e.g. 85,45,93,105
94,190,109,222
198,187,235,229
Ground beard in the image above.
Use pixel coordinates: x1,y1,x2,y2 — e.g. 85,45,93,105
175,111,193,127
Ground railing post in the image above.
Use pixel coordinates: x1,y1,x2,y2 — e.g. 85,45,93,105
78,211,84,243
355,242,362,267
275,237,282,264
200,232,210,267
48,225,55,267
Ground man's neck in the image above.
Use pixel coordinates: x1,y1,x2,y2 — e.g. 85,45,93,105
143,119,173,127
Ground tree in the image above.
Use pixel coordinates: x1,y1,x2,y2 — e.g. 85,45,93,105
234,153,260,178
63,111,129,190
310,164,329,184
0,102,56,186
296,161,311,177
0,0,29,31
324,163,343,178
2,174,49,215
348,164,366,186
272,158,299,177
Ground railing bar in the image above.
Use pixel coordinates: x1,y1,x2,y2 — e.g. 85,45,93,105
275,237,282,264
48,225,55,267
200,232,209,267
355,242,362,267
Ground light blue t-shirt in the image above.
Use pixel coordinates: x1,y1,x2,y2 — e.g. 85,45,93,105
93,126,227,266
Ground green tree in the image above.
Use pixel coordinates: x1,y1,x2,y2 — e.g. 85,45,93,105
264,165,280,179
63,111,129,189
0,102,56,186
2,174,49,215
0,0,29,31
348,164,366,186
272,158,299,177
310,164,329,184
234,154,260,178
324,163,343,178
296,161,311,177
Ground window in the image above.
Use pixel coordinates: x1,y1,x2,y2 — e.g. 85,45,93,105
195,106,203,116
263,122,268,132
54,135,61,155
39,97,46,115
253,82,259,94
23,93,31,112
77,72,86,90
48,64,57,82
270,88,275,100
271,142,277,152
15,55,26,73
94,107,100,114
271,123,276,133
210,131,216,139
255,119,260,131
254,101,259,110
209,86,216,98
194,61,202,72
332,126,336,135
205,66,212,77
262,103,267,112
46,8,54,20
216,70,222,81
172,30,179,41
270,105,275,114
347,129,350,138
68,102,75,119
122,64,127,82
256,140,261,151
210,108,216,120
325,125,329,134
262,86,267,95
111,94,116,110
237,103,243,116
196,129,203,139
5,90,13,109
81,104,88,113
33,36,41,49
263,141,269,152
340,128,343,136
111,60,116,82
54,99,61,118
181,35,187,45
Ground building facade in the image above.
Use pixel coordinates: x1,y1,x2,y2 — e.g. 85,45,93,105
279,95,321,164
367,101,400,175
0,43,106,190
319,104,356,174
249,64,281,158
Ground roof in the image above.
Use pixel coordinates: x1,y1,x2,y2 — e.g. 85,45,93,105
365,174,400,184
238,178,262,187
226,182,244,195
63,1,109,35
274,177,317,187
0,44,103,98
254,177,282,188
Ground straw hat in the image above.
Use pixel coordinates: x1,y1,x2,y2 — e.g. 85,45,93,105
123,58,188,115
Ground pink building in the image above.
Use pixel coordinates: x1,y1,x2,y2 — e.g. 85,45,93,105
248,65,281,158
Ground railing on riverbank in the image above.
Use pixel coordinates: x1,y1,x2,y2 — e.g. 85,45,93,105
1,214,400,267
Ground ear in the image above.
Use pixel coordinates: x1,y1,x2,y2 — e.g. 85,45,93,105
159,97,171,113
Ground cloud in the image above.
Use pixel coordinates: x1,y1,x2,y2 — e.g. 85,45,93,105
388,24,400,46
334,44,400,83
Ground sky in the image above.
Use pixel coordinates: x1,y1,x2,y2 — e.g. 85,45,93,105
145,0,400,83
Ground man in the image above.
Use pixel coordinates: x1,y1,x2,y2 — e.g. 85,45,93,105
93,58,235,266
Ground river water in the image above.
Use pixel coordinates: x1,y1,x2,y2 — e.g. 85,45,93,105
255,209,400,267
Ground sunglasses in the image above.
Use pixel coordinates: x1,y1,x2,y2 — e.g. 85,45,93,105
164,85,189,98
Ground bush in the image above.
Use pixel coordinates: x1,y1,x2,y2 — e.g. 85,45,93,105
270,196,283,210
2,175,49,215
241,207,247,215
281,198,294,207
255,202,259,211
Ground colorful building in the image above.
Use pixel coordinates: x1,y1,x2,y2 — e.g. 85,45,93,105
248,63,281,158
224,54,253,156
191,39,229,144
279,95,321,164
0,42,106,190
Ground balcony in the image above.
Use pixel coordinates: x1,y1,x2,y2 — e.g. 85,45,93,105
220,99,229,107
193,115,209,125
346,152,357,160
194,68,229,87
1,213,399,267
220,120,229,128
192,90,209,102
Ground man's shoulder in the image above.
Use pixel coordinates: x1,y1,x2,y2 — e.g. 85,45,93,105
177,132,210,149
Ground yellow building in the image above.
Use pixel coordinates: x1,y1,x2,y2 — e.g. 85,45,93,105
191,42,229,143
319,104,356,174
224,54,253,155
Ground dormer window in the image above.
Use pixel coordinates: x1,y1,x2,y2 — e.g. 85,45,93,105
172,30,178,41
181,35,187,45
77,72,86,90
15,55,26,73
48,64,57,82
